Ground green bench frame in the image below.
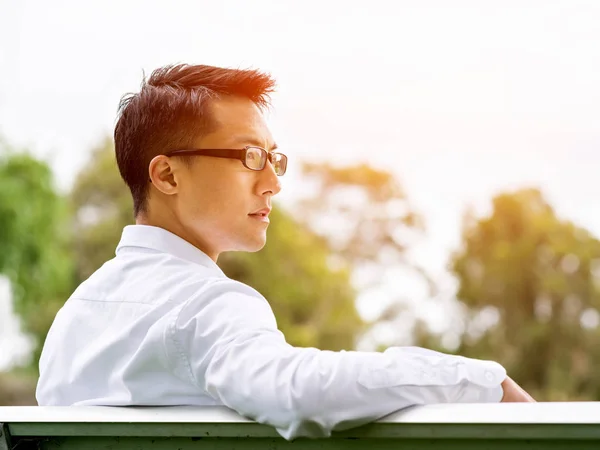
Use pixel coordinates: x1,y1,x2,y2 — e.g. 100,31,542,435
2,403,600,449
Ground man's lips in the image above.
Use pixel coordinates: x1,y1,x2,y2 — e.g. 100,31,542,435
249,208,271,223
249,207,271,217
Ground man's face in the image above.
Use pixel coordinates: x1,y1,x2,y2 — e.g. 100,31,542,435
172,95,281,259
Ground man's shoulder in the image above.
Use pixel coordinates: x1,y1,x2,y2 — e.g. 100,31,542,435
69,252,265,307
199,276,263,297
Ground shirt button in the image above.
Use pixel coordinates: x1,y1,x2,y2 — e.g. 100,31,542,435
485,371,495,382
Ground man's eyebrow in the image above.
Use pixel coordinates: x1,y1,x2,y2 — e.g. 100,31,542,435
233,137,278,151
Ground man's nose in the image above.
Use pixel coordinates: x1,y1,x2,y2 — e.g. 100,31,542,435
259,160,282,196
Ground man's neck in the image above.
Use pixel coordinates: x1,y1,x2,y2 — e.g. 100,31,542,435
135,213,219,263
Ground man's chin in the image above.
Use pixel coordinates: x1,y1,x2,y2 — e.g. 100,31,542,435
246,241,267,253
233,236,267,253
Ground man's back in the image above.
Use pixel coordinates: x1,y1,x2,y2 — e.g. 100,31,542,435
38,225,513,440
37,225,240,407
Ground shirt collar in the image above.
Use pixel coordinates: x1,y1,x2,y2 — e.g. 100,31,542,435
116,225,225,276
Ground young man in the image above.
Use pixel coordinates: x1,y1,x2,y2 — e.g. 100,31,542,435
36,64,534,440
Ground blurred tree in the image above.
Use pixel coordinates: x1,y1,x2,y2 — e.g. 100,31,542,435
298,162,424,269
0,372,37,405
0,141,74,367
451,188,600,400
70,137,134,282
296,162,431,342
70,138,362,349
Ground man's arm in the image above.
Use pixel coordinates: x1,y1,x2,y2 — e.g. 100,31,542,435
168,281,532,440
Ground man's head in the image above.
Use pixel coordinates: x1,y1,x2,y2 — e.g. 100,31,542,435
114,64,284,260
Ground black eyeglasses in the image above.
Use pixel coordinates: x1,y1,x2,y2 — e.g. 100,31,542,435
164,146,288,176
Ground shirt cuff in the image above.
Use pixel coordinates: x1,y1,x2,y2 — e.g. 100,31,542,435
462,358,506,403
480,383,505,403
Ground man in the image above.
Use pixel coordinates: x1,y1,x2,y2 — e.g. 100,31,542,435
36,64,534,440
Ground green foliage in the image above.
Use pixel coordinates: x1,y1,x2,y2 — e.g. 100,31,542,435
70,137,134,282
297,162,433,340
451,188,600,400
0,143,74,365
0,371,36,405
70,138,363,350
299,162,423,266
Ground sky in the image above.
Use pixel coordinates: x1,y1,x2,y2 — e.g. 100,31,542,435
1,0,600,367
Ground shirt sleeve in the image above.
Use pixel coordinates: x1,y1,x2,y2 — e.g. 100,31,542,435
167,280,506,440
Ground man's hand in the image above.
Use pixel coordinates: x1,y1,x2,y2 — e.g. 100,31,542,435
500,376,536,402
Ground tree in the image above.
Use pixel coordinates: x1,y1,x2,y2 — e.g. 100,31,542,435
451,188,600,400
0,141,74,366
70,137,134,282
298,163,423,267
70,138,362,349
296,162,431,345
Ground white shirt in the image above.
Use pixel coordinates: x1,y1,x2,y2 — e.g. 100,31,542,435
37,225,507,440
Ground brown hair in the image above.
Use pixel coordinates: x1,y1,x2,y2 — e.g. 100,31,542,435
114,64,276,216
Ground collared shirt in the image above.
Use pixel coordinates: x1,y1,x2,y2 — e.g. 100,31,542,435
37,225,506,440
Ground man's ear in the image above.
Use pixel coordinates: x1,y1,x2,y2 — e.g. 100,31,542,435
148,155,179,196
